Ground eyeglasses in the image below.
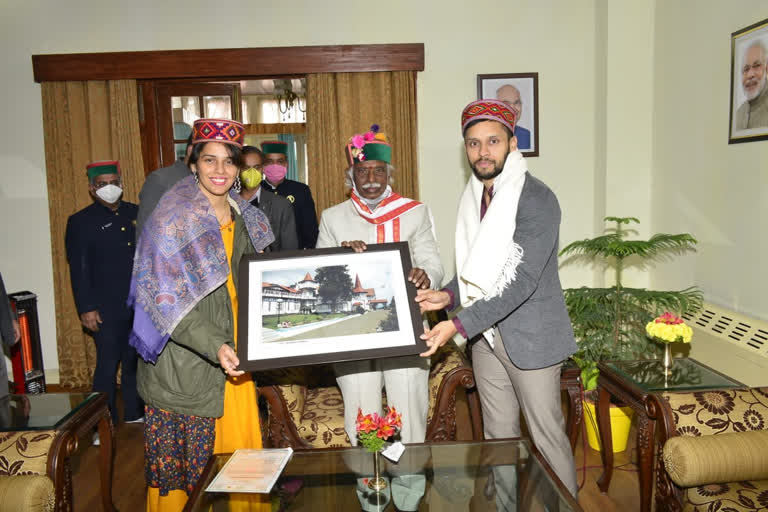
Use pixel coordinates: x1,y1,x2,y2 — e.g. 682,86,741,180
353,166,388,178
92,180,120,189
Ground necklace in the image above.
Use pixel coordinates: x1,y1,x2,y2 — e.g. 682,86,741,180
217,206,235,232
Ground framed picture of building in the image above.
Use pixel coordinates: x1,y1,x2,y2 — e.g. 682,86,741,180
236,242,427,370
729,17,768,144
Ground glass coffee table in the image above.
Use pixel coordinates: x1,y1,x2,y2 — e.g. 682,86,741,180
184,439,582,511
0,392,115,512
595,358,743,512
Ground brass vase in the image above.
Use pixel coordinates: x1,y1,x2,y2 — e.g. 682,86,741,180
368,450,387,491
662,342,673,376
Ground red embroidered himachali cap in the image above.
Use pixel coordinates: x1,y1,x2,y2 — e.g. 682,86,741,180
461,99,516,135
192,119,245,148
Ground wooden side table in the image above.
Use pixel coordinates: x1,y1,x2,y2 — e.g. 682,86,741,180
595,359,742,512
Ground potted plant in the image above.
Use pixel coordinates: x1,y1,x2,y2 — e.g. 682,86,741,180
559,216,702,451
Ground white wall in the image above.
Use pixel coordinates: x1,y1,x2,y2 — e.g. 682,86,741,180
652,1,768,322
1,0,601,376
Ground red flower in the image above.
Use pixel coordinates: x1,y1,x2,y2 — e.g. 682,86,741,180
355,408,379,434
655,312,683,325
377,423,395,439
383,406,402,429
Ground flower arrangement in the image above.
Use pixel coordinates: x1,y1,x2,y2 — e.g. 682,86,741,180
348,124,387,162
355,406,402,453
645,312,693,343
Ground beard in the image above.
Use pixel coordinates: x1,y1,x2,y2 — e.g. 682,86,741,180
470,149,510,181
745,73,767,101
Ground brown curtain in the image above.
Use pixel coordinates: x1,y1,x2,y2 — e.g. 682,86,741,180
41,80,145,388
306,71,418,217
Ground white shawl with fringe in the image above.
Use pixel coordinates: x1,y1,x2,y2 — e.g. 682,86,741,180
455,151,527,346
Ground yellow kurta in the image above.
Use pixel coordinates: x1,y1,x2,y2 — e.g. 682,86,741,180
214,220,270,512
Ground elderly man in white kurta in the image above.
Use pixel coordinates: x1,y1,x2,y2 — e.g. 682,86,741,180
316,126,443,446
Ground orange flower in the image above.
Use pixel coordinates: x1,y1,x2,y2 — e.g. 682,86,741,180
356,408,378,433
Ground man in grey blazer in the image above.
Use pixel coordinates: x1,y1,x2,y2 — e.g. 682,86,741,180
239,146,298,252
417,99,578,496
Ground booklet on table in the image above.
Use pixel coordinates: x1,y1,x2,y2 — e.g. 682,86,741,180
205,448,294,494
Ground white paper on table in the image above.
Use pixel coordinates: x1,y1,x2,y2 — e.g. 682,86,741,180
382,441,404,462
205,448,294,494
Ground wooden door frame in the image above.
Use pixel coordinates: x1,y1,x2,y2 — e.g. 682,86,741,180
33,44,424,173
31,44,424,82
154,81,241,168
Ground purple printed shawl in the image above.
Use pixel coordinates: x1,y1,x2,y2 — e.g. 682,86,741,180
128,176,274,363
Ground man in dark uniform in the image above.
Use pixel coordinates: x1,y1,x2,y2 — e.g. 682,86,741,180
65,160,144,439
239,145,299,251
260,140,319,249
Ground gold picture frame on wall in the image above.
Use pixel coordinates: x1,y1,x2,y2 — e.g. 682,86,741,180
477,73,540,157
729,17,768,144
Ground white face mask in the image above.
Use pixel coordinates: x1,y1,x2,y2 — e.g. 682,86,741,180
95,184,123,204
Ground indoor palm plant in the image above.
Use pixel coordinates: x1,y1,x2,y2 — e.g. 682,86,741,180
559,216,702,391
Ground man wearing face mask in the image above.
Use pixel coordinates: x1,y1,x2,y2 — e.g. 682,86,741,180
316,125,443,449
260,140,319,249
65,161,144,438
239,146,299,252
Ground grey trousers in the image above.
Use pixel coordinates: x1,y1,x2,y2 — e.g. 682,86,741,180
471,333,578,497
335,354,430,445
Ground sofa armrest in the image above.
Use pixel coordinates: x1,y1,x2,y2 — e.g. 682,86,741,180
258,385,313,449
425,341,479,442
663,430,768,487
647,393,686,512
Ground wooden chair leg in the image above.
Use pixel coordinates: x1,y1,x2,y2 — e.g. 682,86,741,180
466,387,484,441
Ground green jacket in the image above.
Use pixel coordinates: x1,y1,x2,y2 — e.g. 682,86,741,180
137,212,254,418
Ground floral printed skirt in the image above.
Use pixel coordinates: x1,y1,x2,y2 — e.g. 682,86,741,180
144,405,216,496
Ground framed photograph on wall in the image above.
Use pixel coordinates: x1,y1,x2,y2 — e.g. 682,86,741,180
236,242,427,371
477,73,540,157
729,17,768,144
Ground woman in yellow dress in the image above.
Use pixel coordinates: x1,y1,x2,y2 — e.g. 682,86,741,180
129,118,274,512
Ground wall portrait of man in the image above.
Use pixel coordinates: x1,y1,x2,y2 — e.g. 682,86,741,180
729,18,768,144
478,73,540,157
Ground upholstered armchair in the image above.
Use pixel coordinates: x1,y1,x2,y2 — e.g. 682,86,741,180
649,387,768,512
0,431,56,512
256,341,481,449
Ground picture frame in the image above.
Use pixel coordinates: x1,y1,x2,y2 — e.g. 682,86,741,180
477,73,540,157
236,241,427,371
729,17,768,144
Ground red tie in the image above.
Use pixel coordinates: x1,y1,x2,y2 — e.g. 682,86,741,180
480,186,494,221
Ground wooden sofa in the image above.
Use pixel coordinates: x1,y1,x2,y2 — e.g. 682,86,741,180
649,387,768,511
256,341,481,449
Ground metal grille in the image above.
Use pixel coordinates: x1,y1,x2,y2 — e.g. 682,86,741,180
683,303,768,358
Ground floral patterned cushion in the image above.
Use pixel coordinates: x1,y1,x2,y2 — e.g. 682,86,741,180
662,387,768,511
662,387,768,437
682,480,768,512
0,431,55,477
295,386,349,448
